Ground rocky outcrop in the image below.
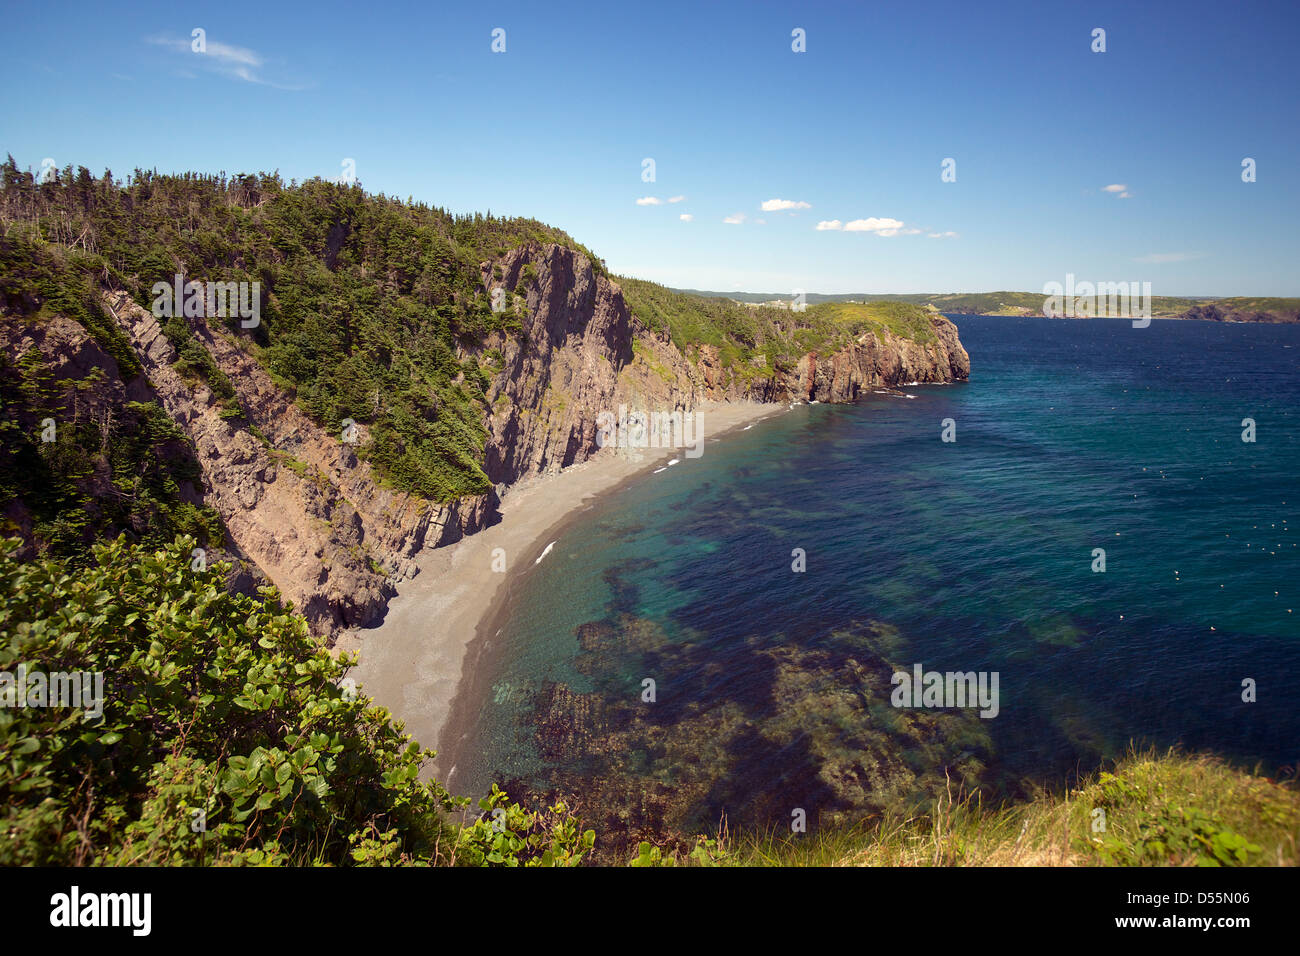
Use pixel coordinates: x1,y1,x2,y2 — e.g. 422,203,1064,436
1181,303,1300,324
788,319,969,404
655,305,969,405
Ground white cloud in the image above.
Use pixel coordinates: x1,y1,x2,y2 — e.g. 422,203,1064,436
667,195,686,203
818,216,929,237
723,213,746,224
1132,251,1206,264
928,231,959,239
679,213,694,222
761,198,812,212
635,196,662,206
844,217,906,235
1119,191,1132,199
1103,184,1131,197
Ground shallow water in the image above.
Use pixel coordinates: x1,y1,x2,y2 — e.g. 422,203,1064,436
449,317,1300,834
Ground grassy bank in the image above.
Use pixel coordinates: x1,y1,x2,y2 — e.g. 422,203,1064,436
688,751,1298,867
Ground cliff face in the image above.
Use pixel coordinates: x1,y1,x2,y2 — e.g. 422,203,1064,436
475,244,970,474
1182,303,1300,324
667,307,969,404
775,315,968,403
9,241,967,638
102,292,493,637
471,245,692,485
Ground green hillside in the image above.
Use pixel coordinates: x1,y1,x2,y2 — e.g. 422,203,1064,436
620,276,943,379
0,159,606,503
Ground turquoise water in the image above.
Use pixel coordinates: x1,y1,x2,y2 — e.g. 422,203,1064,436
448,317,1299,834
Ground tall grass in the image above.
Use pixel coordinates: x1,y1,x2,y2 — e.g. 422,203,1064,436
683,749,1299,867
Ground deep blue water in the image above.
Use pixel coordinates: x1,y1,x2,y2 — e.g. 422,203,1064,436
448,317,1300,830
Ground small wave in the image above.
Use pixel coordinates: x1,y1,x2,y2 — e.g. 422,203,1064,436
653,466,667,474
535,541,556,564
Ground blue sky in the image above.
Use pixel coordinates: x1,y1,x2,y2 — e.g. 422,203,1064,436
3,0,1296,295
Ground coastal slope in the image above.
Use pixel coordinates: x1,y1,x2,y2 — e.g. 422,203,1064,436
0,167,969,635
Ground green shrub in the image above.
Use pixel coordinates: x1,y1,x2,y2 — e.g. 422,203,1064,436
0,535,595,866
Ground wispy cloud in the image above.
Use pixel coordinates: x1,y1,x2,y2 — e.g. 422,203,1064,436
679,213,694,222
667,195,686,203
723,212,747,225
635,196,663,206
1132,251,1207,264
815,220,842,231
145,34,310,89
928,231,959,239
761,198,811,212
1102,183,1132,198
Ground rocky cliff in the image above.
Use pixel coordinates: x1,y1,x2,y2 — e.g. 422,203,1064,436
6,240,968,640
1181,303,1300,324
477,244,969,466
98,291,494,637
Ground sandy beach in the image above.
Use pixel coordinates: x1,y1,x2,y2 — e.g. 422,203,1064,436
335,400,784,782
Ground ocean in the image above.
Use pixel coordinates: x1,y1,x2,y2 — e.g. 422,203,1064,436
444,316,1300,839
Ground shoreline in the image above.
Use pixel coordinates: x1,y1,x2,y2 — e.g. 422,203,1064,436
335,399,785,785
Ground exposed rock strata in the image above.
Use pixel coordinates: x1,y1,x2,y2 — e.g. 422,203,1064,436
103,292,491,637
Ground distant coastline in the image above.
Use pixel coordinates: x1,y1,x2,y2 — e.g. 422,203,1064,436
671,288,1300,323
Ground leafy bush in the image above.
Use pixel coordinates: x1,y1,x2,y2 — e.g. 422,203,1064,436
0,535,592,866
454,784,594,867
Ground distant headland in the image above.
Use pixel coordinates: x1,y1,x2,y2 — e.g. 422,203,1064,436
672,288,1300,323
